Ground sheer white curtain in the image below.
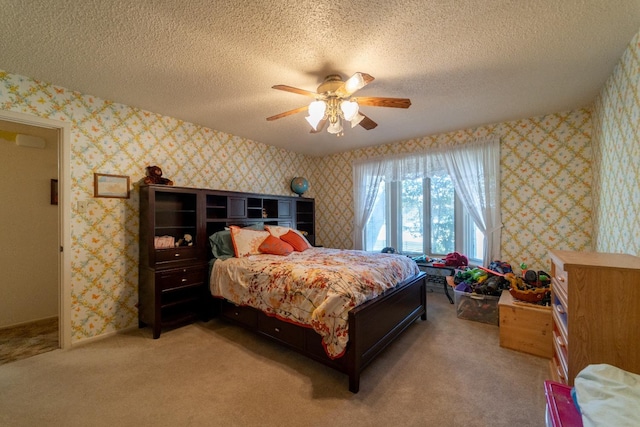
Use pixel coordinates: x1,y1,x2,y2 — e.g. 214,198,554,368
352,151,445,250
352,158,386,250
440,138,502,263
352,137,502,263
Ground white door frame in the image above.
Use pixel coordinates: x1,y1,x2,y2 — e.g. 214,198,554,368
0,110,71,349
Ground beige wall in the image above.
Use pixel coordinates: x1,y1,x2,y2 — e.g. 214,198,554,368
0,120,58,327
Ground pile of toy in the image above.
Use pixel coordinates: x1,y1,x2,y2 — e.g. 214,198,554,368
451,261,511,325
506,263,551,305
453,260,551,306
452,261,512,296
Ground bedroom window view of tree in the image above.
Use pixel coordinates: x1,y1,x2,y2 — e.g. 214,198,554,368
355,137,501,266
365,173,483,263
425,173,455,255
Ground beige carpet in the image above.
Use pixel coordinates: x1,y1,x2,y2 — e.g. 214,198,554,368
0,292,550,426
0,317,58,365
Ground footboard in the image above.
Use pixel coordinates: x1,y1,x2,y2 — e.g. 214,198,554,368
345,271,427,392
215,271,427,393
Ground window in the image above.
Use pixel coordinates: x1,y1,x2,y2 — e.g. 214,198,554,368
353,137,500,264
364,172,483,264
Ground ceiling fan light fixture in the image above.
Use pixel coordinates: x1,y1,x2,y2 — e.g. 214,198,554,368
268,72,409,136
340,100,359,121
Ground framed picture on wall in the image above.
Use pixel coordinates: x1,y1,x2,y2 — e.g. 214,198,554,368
94,173,130,199
51,179,58,205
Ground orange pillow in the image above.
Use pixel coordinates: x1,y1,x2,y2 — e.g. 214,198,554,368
280,229,312,252
258,235,294,256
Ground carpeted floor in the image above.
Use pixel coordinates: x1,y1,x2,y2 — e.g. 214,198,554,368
0,317,58,365
0,292,550,426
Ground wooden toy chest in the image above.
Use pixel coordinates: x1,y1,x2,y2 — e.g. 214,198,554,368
499,291,552,358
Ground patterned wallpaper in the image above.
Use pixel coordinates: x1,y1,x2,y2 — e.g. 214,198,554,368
0,70,312,341
1,26,637,342
310,110,594,272
591,30,640,256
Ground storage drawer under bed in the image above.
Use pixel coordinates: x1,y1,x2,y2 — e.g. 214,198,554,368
220,300,258,328
219,300,306,350
258,311,305,349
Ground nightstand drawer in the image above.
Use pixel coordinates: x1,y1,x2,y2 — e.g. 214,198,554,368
155,246,198,265
156,266,205,291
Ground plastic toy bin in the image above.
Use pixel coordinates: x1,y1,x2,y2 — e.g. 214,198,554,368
454,289,500,325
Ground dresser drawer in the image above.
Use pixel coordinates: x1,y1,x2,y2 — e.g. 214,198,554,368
553,326,568,369
553,280,569,313
155,246,199,265
551,261,568,298
156,265,205,291
551,294,568,336
552,328,568,382
258,312,305,349
551,354,568,384
220,300,258,328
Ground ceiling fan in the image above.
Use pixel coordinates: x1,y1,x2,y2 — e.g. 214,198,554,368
266,72,411,136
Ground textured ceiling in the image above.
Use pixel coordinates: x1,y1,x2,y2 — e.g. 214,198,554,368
1,1,639,156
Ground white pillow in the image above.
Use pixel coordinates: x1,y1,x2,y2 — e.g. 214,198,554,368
264,225,292,238
265,225,310,242
229,225,269,258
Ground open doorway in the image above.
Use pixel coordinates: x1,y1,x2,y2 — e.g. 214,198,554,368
0,120,58,363
0,110,71,362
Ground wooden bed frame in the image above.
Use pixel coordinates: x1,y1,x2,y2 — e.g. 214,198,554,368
213,271,427,393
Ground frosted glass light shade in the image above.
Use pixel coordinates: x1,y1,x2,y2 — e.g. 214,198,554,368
305,115,323,130
308,100,326,119
340,100,359,121
327,120,343,134
350,112,365,128
344,73,366,94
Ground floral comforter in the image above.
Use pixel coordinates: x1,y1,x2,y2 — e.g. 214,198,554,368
210,247,420,358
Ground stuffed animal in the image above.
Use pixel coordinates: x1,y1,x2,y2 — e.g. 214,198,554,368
175,234,193,247
143,165,173,185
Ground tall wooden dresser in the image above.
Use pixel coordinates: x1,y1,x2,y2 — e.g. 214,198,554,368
549,250,640,385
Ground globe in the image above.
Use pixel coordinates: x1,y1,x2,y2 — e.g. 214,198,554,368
290,177,309,196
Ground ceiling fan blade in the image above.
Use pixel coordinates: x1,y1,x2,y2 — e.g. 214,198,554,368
354,97,412,109
310,118,327,133
335,72,375,98
358,114,378,130
272,85,318,98
266,105,308,121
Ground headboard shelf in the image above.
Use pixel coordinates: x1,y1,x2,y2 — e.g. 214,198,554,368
138,184,315,338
